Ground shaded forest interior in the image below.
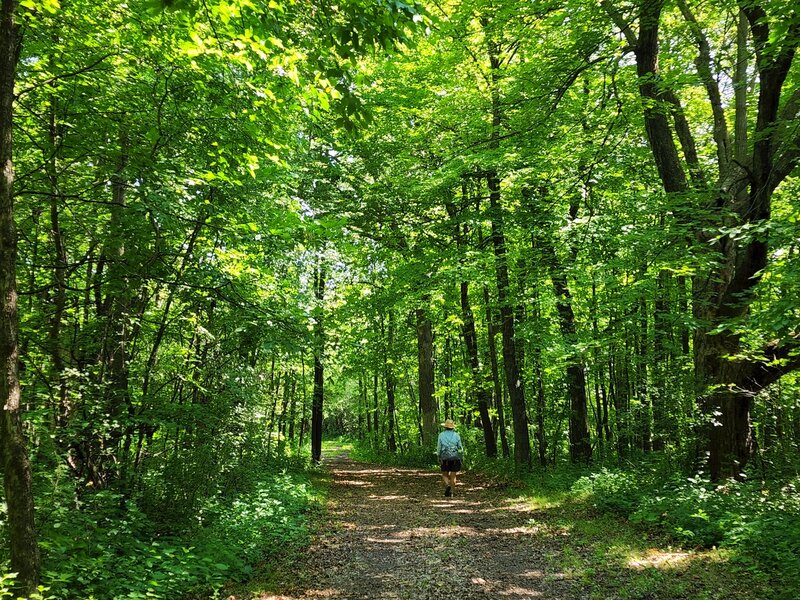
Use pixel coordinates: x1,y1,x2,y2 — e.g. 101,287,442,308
1,0,799,598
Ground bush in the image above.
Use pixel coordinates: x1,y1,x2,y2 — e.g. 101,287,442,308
571,468,647,515
10,468,320,600
630,476,732,547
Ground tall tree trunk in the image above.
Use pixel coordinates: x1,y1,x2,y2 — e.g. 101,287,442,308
311,263,326,463
652,269,670,451
416,305,437,447
46,93,70,430
372,369,380,444
96,130,131,484
299,354,307,450
0,0,40,591
488,171,531,467
546,250,591,463
484,285,509,457
532,293,548,467
384,311,397,453
603,0,800,479
525,186,591,464
460,279,497,457
447,197,496,457
636,296,652,452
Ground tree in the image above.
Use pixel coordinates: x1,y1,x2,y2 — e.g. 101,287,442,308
0,0,40,592
603,0,800,479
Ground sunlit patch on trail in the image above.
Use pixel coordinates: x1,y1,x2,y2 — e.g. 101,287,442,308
497,584,544,596
626,549,691,570
368,494,413,501
336,478,374,487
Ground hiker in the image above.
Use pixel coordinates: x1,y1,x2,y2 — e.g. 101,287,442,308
437,419,463,497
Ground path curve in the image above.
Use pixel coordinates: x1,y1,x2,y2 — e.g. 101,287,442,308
267,449,578,599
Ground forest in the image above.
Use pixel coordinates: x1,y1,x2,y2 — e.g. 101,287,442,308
1,0,799,598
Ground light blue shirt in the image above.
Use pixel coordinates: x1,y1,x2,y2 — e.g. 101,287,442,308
437,429,463,460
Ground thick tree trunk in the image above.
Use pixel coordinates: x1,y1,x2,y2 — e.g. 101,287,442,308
0,0,40,592
311,264,326,463
416,306,437,447
607,0,800,479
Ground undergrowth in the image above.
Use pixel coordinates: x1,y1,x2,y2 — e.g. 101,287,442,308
570,464,800,592
2,459,322,599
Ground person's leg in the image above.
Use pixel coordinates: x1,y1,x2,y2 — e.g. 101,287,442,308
440,471,450,487
449,471,457,490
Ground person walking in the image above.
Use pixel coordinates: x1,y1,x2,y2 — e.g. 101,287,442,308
437,419,463,497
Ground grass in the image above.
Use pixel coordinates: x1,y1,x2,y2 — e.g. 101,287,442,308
517,473,787,599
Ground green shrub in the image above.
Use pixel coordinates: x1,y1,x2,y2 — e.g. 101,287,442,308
571,468,646,515
24,468,319,599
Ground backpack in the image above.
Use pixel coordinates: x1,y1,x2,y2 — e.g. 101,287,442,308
440,440,460,460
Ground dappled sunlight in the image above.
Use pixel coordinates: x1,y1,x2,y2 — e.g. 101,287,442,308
335,479,374,487
497,585,544,597
626,549,691,570
267,452,583,599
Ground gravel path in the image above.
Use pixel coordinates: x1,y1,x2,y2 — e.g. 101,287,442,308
266,449,580,599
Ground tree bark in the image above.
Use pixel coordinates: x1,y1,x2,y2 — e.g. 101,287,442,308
384,311,397,453
488,172,531,467
0,0,40,592
311,263,326,463
416,306,437,447
446,197,496,457
484,286,510,457
605,0,800,479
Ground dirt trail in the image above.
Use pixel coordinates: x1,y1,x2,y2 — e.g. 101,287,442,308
267,449,578,599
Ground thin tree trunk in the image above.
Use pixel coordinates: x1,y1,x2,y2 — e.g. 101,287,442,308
447,197,496,456
372,369,379,444
484,285,509,457
311,263,326,463
384,311,397,453
299,354,307,450
416,305,437,447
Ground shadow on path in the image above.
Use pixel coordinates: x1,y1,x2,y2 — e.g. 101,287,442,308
259,448,577,600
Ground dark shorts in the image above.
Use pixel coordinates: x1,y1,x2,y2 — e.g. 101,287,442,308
440,459,462,472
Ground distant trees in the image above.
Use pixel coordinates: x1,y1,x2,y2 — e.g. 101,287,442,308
311,0,800,483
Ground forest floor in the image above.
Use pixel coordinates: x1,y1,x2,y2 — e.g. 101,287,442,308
224,445,778,600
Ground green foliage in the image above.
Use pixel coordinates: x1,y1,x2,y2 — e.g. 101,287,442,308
570,464,800,587
349,439,437,469
571,468,647,516
6,468,319,599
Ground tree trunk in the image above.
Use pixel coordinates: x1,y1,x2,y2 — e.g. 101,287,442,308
372,369,380,444
488,171,531,467
416,306,437,447
484,285,509,457
460,279,497,457
531,205,591,463
605,0,800,479
446,197,496,457
311,264,326,463
0,0,40,591
384,311,397,453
